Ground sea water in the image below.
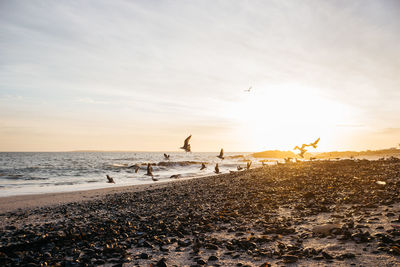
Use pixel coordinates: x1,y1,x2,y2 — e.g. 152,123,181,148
0,152,274,197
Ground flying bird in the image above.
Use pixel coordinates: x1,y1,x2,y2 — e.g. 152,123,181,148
128,164,140,173
146,163,153,176
180,135,192,152
164,153,170,160
200,163,206,170
244,86,252,92
298,148,307,158
214,163,220,174
106,175,115,184
217,148,224,160
294,143,308,158
293,143,307,151
308,137,320,149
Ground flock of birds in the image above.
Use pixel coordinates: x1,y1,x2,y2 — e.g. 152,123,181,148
105,134,254,183
293,137,320,158
106,135,321,183
105,85,321,184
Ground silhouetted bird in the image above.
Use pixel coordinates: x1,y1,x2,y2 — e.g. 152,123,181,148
244,86,252,92
246,161,252,170
293,144,307,151
294,144,307,158
237,165,243,170
146,163,153,176
106,175,115,184
217,148,224,160
214,163,220,174
164,153,170,160
298,148,307,158
128,164,140,173
284,157,292,163
180,135,192,152
200,163,206,170
308,137,320,149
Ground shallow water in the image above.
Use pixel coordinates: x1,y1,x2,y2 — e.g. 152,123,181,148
0,152,276,197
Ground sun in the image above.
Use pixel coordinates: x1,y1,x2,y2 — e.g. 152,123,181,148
227,84,356,151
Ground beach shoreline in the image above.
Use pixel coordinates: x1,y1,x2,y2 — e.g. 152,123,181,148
0,177,201,214
1,159,399,266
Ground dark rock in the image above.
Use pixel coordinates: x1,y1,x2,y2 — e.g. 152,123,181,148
156,257,168,267
283,255,298,263
139,252,149,259
208,255,218,261
196,259,206,265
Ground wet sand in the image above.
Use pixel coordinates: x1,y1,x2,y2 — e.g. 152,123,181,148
0,159,400,266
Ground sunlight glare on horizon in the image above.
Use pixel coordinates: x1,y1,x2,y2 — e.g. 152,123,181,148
225,84,358,151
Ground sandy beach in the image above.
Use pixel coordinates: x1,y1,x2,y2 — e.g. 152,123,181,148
1,159,400,266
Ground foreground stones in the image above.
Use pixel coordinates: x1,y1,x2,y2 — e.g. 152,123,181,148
0,159,400,266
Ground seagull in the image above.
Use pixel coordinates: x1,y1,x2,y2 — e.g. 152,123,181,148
164,153,170,160
244,86,252,92
146,163,153,176
308,137,320,149
128,164,140,173
246,161,252,170
106,175,115,184
298,148,307,158
294,143,307,158
217,148,224,160
180,135,192,152
200,163,206,170
237,165,243,171
214,163,220,174
293,143,307,151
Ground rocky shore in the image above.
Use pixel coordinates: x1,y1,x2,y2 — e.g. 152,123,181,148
1,159,400,266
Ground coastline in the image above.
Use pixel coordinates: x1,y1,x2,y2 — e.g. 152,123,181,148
0,178,197,214
1,159,399,266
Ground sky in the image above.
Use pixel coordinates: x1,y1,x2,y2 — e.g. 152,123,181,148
1,0,400,152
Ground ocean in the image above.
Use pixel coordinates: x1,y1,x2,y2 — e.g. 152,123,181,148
0,151,272,197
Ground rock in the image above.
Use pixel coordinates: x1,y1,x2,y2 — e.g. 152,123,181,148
140,252,149,259
340,252,355,259
205,243,218,250
196,259,206,265
208,255,218,261
322,251,333,259
312,223,341,235
283,255,298,263
156,258,168,267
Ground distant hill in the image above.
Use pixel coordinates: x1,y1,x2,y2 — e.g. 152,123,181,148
314,148,400,159
252,148,400,159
